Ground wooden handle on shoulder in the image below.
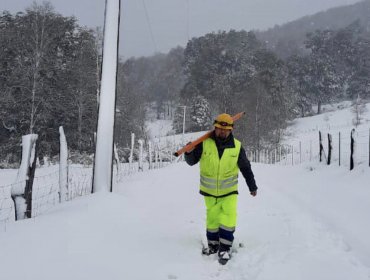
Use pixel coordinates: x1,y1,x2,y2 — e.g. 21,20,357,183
173,112,245,157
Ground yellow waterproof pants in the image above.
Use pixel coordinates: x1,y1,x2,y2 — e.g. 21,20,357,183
204,194,237,251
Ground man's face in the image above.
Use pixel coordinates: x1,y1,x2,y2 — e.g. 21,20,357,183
215,127,232,140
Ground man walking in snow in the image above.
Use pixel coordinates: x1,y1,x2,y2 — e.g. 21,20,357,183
185,113,258,265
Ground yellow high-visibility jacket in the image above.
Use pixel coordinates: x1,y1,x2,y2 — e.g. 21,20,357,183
199,138,241,197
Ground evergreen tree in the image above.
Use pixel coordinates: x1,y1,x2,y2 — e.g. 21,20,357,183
238,49,296,148
182,30,261,113
190,95,212,131
172,105,191,136
347,36,370,99
182,30,295,148
115,60,147,147
286,55,314,117
305,30,344,114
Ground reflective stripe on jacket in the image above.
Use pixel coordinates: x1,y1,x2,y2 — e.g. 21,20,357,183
199,138,241,197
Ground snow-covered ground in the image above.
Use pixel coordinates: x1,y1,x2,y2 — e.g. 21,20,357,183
146,119,174,140
283,102,370,168
0,102,369,280
0,162,369,280
287,102,370,139
146,118,206,148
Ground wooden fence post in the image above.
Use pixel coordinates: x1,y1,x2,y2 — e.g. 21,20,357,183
327,133,332,165
339,132,341,166
319,131,323,162
350,129,355,170
148,141,153,170
138,139,144,171
24,142,37,219
59,126,68,202
129,133,135,173
11,134,38,220
291,145,294,166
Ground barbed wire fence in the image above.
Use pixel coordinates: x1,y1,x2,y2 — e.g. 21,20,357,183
0,164,94,230
0,184,13,230
113,138,183,187
0,133,182,231
2,127,367,230
31,169,60,217
68,165,93,200
247,127,370,170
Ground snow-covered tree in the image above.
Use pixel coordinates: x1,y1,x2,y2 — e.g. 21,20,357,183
347,35,370,100
305,30,345,114
182,30,260,112
0,4,98,161
172,105,191,135
351,94,367,127
286,55,314,117
182,30,296,148
115,60,146,147
190,95,212,131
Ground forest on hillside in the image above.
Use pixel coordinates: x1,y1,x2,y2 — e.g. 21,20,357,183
117,21,370,150
255,0,370,58
1,1,369,165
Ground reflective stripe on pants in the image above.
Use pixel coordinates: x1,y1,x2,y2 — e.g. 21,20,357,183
204,194,237,250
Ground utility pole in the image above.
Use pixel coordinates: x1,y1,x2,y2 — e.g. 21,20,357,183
93,0,121,193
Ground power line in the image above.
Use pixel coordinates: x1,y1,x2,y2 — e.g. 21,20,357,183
142,0,158,53
186,0,190,41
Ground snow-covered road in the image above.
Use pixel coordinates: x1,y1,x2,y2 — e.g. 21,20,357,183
1,161,369,280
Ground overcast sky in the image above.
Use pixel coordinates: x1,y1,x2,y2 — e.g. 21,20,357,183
1,0,362,59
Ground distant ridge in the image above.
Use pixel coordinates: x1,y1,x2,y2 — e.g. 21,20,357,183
255,0,370,58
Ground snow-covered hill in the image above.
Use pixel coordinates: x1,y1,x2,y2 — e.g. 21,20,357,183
1,102,369,280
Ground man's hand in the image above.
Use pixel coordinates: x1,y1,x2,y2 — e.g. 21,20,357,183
250,191,257,197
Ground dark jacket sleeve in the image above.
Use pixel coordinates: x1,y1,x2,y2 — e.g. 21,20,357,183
184,143,203,166
238,146,258,192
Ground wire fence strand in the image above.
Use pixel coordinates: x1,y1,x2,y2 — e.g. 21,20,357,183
1,127,368,230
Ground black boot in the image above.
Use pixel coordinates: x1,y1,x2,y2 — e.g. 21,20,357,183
202,243,219,255
218,250,231,265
